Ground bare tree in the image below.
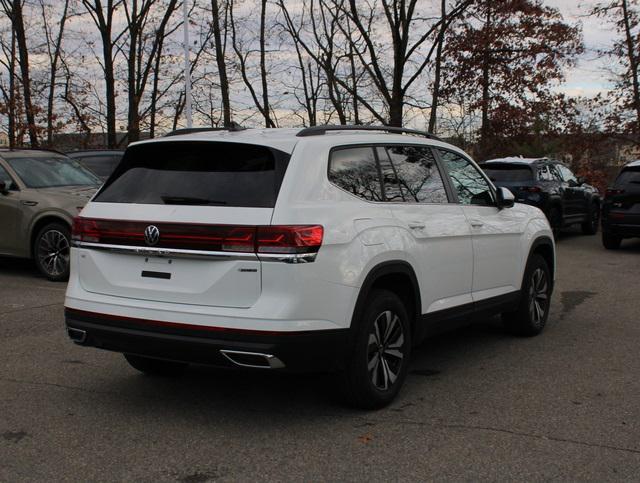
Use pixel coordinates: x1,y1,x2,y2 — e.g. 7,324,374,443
39,0,71,147
1,0,39,146
325,0,472,127
0,23,16,147
230,0,275,127
211,0,232,126
121,0,180,143
591,0,640,137
279,0,350,125
428,0,446,134
82,0,125,148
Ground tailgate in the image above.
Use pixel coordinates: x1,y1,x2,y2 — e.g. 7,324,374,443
75,206,272,308
72,140,291,309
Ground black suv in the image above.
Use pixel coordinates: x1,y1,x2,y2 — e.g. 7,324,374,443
480,157,600,235
602,160,640,249
66,150,124,181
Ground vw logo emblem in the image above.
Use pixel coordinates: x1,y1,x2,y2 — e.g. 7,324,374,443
144,225,160,246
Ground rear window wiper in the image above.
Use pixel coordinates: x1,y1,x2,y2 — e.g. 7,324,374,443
160,196,227,205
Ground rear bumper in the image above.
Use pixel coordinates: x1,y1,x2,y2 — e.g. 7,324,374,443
603,222,640,238
65,308,350,372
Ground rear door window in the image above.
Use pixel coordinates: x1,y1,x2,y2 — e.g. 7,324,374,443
381,145,449,203
328,147,384,201
94,142,289,207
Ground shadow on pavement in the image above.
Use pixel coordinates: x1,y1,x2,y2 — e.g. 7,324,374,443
0,256,41,278
90,318,510,416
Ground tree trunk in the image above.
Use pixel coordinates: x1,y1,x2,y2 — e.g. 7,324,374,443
388,102,403,127
480,1,492,152
259,0,274,127
149,35,164,138
212,0,231,127
8,28,16,148
428,0,446,134
622,0,640,134
126,0,140,143
45,0,70,147
11,1,38,146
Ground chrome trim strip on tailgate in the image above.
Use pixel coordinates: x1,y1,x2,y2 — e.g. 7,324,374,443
72,241,257,260
72,241,318,263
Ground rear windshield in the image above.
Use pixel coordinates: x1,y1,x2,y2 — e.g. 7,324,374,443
481,164,533,182
94,142,289,207
615,168,640,189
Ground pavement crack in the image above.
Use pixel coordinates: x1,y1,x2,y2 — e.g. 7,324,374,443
358,417,640,456
0,377,116,396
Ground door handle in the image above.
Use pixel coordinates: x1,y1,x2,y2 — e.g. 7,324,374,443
469,220,484,228
20,200,38,206
408,222,425,230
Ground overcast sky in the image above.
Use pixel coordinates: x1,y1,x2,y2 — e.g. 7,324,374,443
548,0,617,97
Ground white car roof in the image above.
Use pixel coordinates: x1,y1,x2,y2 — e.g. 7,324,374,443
127,127,467,157
129,128,302,154
483,156,547,165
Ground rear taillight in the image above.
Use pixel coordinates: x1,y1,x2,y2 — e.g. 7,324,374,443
605,188,625,198
521,186,542,193
71,218,323,256
256,225,323,254
72,217,100,243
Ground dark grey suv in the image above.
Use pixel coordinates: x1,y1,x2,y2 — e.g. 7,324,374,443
480,157,601,235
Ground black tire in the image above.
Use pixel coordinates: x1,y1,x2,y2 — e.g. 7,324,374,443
581,202,599,235
502,254,552,337
33,222,71,281
340,289,412,409
548,206,563,237
124,354,188,377
602,232,622,250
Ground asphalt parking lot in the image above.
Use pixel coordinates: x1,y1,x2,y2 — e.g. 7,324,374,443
1,231,640,482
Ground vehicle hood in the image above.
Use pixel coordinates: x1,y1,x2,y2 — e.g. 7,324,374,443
36,185,99,199
19,185,99,221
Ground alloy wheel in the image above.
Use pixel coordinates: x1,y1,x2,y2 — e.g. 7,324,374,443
529,268,548,326
367,310,405,391
37,229,70,278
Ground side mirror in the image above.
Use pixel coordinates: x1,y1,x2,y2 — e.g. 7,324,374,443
496,186,515,209
0,181,7,195
576,176,586,185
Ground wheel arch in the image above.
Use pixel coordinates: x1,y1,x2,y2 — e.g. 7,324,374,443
527,236,555,286
350,261,421,337
30,213,72,258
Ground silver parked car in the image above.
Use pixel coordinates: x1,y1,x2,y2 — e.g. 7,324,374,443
0,149,101,281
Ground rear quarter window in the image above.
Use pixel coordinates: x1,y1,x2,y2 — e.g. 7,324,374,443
328,147,383,201
94,142,289,207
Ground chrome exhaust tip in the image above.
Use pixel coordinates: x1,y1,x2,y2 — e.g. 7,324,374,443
220,350,285,369
67,327,87,344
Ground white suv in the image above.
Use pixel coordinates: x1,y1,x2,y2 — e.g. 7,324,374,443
64,125,555,408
